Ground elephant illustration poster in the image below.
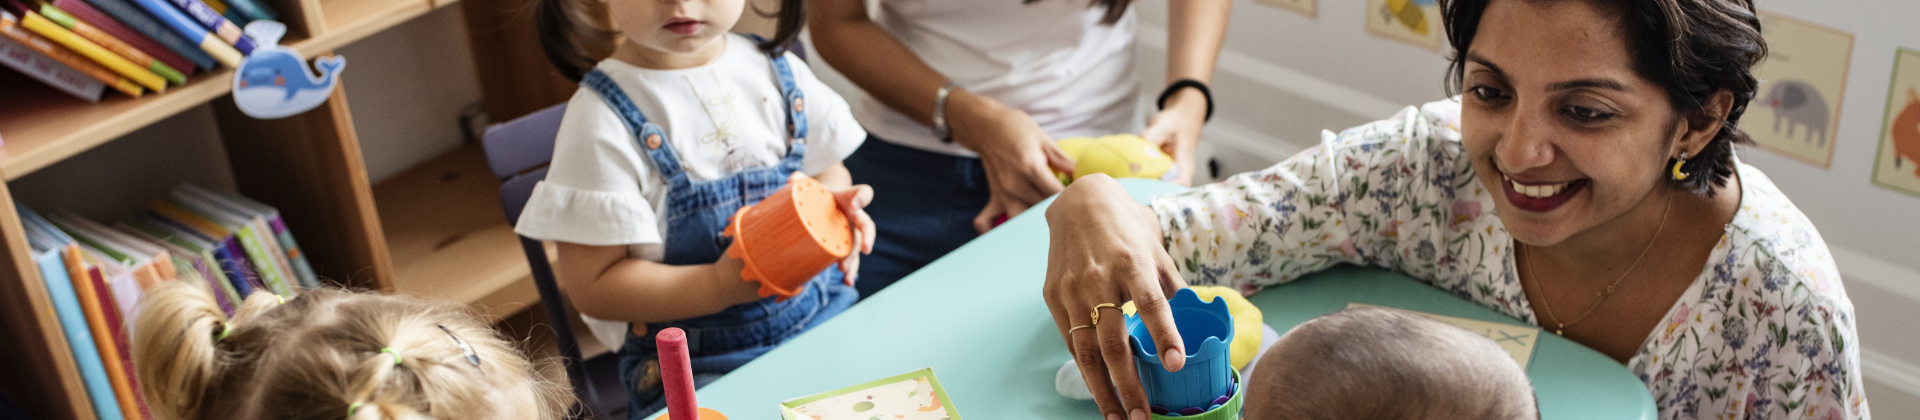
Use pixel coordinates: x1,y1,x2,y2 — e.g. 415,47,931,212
1873,48,1920,198
1255,0,1315,17
1365,0,1441,51
1740,12,1853,168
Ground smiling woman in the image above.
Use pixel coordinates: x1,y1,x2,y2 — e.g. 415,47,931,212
1040,0,1869,418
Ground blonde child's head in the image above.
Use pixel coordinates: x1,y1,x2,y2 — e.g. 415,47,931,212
1242,307,1537,420
133,281,574,420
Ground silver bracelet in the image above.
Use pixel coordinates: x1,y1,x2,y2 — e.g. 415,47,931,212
932,82,959,143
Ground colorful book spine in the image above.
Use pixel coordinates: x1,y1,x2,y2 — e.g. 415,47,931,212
49,247,129,420
222,0,273,23
75,0,215,70
266,219,317,289
118,0,239,67
146,209,264,296
196,0,248,27
51,0,193,76
0,32,106,101
39,4,183,85
79,257,147,420
157,0,253,54
0,12,140,97
13,11,165,92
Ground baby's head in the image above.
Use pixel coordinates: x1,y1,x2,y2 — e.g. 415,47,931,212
134,281,574,420
1243,307,1537,420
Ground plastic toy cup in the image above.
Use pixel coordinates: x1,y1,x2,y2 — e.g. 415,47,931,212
723,172,852,301
1125,288,1235,411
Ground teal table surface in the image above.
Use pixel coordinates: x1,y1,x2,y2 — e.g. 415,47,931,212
650,179,1656,419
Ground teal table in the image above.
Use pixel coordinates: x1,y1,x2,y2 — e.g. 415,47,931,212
651,180,1655,419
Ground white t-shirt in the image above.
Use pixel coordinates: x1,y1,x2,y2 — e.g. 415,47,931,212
514,34,866,350
859,0,1139,156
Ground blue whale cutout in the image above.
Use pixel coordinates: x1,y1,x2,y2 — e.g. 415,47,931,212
232,21,345,119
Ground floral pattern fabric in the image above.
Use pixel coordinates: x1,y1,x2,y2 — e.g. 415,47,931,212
1151,98,1868,419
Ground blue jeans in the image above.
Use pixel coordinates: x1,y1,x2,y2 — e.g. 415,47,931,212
843,137,991,299
617,270,856,419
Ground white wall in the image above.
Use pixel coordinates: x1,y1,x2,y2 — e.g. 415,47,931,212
1126,0,1920,415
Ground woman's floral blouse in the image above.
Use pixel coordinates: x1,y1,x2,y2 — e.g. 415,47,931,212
1151,98,1868,419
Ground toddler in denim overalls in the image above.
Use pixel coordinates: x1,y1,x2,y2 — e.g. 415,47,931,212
516,28,873,419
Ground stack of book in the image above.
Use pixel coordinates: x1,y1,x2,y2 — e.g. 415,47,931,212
0,0,277,102
18,183,316,420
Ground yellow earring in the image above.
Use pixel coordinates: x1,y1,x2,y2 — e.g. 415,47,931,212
1671,152,1691,181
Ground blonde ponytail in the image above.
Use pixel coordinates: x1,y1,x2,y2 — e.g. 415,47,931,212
132,281,232,420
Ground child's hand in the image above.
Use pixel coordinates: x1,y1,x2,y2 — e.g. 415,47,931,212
711,245,762,304
830,184,877,286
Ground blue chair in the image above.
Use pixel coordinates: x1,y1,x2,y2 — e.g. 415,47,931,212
481,104,627,419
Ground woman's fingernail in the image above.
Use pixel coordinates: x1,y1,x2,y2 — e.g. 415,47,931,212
1106,414,1123,420
1130,409,1147,420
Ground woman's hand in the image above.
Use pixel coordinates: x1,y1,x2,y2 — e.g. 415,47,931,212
948,91,1076,233
1140,89,1207,186
830,184,877,285
1043,175,1190,420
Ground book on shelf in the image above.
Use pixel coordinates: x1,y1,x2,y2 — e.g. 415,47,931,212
162,195,294,296
119,0,240,67
7,10,166,92
49,0,195,77
118,220,240,315
16,204,129,420
0,10,142,97
13,188,317,418
178,184,317,289
39,4,184,85
221,0,274,25
193,0,247,30
160,0,253,55
73,0,217,71
0,29,109,101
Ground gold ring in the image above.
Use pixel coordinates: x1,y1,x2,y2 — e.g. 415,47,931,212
1067,324,1095,335
1090,303,1121,326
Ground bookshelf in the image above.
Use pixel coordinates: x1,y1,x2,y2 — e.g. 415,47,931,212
0,0,573,415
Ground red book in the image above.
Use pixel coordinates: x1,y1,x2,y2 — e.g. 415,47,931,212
51,0,192,77
86,264,151,419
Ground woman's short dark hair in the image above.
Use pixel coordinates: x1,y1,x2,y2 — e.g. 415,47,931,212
1439,0,1768,197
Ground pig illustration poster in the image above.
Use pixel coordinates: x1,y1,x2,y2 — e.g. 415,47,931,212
1366,0,1440,51
1256,0,1314,17
1873,48,1920,198
1740,12,1852,168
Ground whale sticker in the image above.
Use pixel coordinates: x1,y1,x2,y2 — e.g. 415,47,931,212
232,21,344,119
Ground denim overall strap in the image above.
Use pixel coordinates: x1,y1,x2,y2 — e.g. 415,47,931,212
581,69,691,188
745,33,808,142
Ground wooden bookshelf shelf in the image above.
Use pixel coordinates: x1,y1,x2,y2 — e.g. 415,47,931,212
373,145,543,322
307,0,435,53
0,69,235,180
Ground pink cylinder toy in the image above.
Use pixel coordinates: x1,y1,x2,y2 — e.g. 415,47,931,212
656,327,698,420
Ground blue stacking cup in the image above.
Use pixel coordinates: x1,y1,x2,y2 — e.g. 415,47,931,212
1125,288,1235,411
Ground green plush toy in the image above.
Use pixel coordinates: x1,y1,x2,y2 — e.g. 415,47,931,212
1055,134,1178,185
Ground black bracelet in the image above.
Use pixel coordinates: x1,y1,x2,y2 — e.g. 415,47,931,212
1156,79,1214,122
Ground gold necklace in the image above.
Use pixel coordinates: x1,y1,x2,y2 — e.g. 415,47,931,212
683,70,737,147
1521,191,1674,336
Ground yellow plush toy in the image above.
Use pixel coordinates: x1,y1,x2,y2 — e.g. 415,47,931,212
1055,134,1178,185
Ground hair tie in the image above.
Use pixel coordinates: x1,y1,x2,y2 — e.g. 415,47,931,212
216,323,231,340
348,402,363,417
275,294,286,305
381,348,402,365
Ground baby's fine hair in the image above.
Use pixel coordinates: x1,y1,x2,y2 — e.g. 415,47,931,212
133,281,574,420
1243,307,1537,420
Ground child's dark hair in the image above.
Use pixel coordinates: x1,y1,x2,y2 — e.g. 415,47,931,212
1440,0,1767,197
536,0,809,82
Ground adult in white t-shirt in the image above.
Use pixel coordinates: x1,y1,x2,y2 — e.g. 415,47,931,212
811,0,1231,297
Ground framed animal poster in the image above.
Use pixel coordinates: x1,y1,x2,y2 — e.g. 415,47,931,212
1873,48,1920,198
1740,11,1853,168
1365,0,1442,51
1255,0,1315,17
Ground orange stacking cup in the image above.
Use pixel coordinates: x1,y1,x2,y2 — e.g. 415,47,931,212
723,172,853,301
